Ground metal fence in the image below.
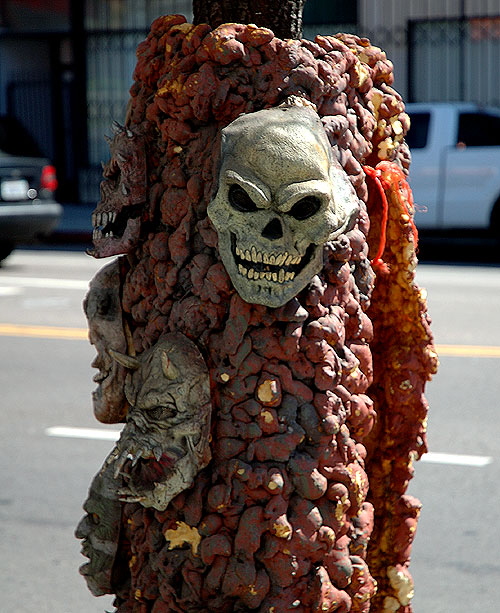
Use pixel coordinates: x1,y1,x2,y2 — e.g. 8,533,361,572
409,17,500,106
80,2,500,203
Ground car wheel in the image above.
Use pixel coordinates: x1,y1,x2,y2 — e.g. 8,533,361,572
0,243,15,263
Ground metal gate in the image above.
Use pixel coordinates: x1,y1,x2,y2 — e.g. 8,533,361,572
409,16,500,106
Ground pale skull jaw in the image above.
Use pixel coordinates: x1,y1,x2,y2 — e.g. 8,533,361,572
219,232,323,307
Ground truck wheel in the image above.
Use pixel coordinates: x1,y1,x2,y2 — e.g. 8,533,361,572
489,197,500,238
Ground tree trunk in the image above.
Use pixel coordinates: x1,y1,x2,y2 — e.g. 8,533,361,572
192,0,306,39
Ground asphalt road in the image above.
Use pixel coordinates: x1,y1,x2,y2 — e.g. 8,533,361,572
0,247,499,612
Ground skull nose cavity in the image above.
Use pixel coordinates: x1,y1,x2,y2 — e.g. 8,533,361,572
262,218,283,240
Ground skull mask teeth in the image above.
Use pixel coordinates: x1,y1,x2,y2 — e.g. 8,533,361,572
208,105,359,307
233,239,313,283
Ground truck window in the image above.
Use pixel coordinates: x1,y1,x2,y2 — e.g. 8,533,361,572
406,112,430,149
457,113,500,147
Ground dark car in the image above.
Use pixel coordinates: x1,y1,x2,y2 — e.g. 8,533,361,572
0,115,62,261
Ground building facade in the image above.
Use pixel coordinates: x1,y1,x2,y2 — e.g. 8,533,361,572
1,0,500,204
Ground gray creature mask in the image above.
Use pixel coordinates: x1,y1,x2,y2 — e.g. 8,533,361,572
207,105,359,307
84,259,129,423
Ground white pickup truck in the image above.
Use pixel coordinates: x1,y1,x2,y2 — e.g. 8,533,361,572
406,102,500,233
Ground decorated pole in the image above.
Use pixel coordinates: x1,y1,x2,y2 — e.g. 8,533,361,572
76,3,437,612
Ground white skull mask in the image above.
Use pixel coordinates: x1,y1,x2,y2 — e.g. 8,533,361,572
207,106,359,307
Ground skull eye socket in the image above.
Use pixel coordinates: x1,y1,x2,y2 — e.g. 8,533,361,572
288,196,322,220
229,184,258,212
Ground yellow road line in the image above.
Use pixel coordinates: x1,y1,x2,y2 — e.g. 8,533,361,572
436,344,500,358
1,324,500,358
0,323,88,340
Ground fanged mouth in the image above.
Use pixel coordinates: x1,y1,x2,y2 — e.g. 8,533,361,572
92,210,128,241
92,203,143,241
231,234,315,284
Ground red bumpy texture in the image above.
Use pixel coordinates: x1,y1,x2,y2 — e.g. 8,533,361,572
88,15,436,612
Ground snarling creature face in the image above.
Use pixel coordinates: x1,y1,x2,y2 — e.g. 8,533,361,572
208,106,360,307
109,332,212,511
76,333,211,594
84,259,129,423
90,122,147,257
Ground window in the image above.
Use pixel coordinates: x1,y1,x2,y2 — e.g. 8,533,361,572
457,112,500,146
406,112,430,149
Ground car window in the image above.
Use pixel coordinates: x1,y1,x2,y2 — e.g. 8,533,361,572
0,116,42,157
406,112,430,149
457,112,500,146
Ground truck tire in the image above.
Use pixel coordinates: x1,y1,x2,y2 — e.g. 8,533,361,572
489,197,500,238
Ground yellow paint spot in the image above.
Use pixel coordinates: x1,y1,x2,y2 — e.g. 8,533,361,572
257,379,277,403
399,379,413,391
220,372,230,382
164,521,201,555
387,566,414,607
248,584,258,596
273,522,292,539
335,500,345,522
378,137,396,160
173,22,194,35
267,481,278,490
129,555,137,568
371,91,384,121
237,468,246,475
353,59,370,86
134,589,142,600
390,118,404,135
173,146,183,154
261,410,274,423
377,118,387,137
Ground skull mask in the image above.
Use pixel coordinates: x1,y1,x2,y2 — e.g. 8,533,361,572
90,122,147,258
207,106,359,307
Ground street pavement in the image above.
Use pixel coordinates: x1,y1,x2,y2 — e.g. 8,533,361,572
0,248,499,612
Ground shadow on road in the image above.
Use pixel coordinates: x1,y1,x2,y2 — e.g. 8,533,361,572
417,232,500,266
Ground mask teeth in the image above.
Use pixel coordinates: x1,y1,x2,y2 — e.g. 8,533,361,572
237,261,296,283
92,211,117,229
92,228,114,239
235,246,302,267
